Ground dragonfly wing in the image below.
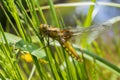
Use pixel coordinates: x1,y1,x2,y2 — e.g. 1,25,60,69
70,23,112,44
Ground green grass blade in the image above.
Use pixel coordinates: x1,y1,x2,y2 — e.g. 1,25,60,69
48,0,59,27
84,0,96,27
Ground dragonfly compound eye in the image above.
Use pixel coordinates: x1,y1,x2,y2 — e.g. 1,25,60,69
40,24,49,30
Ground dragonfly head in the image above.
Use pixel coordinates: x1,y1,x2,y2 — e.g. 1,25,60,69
39,24,49,36
40,24,49,31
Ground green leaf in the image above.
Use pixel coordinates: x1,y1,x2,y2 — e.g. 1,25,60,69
31,48,46,59
0,32,21,43
15,40,39,53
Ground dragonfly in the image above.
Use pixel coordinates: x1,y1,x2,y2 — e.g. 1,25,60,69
39,22,112,62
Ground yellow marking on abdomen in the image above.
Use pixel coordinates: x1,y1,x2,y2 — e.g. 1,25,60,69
62,41,82,62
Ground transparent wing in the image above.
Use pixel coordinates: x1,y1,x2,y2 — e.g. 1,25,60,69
69,22,112,44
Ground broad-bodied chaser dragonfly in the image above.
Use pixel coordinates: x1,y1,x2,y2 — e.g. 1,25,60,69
40,21,111,62
39,16,120,62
